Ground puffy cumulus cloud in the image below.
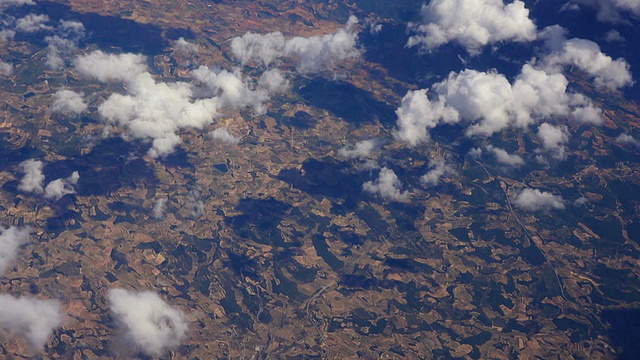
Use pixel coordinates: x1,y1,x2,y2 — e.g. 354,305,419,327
338,139,378,159
18,159,44,194
0,29,15,41
537,123,570,160
44,171,79,201
575,0,640,23
363,167,409,201
50,89,87,115
174,37,198,54
571,104,603,125
0,225,31,275
604,29,625,42
406,0,537,54
541,26,632,90
513,188,565,211
485,145,524,167
230,16,360,73
0,0,34,8
0,59,11,75
393,89,457,146
74,50,147,83
421,157,455,186
394,64,602,145
152,197,167,220
0,294,63,350
616,133,640,147
14,13,52,33
75,50,281,158
258,68,289,94
45,20,86,70
574,196,590,206
108,289,188,357
210,128,240,144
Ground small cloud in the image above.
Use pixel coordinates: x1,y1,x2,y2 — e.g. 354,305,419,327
571,104,603,125
50,89,87,115
393,89,457,146
537,123,570,160
44,171,79,201
174,37,198,54
0,0,35,9
468,147,483,159
604,29,625,42
74,50,147,83
0,60,11,76
338,139,378,159
513,188,565,211
406,0,537,54
230,16,361,73
108,288,188,357
421,157,455,186
616,133,640,147
0,294,63,351
0,225,31,275
258,68,289,94
485,145,525,167
574,0,640,24
187,189,204,218
18,159,44,194
540,26,633,90
363,167,409,201
15,14,52,33
210,128,240,145
45,20,85,70
573,196,590,206
152,197,167,220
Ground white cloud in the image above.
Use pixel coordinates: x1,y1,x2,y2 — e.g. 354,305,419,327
187,189,205,218
230,16,360,73
406,0,537,54
50,89,87,115
174,37,198,54
338,139,378,159
485,145,524,167
74,50,147,83
0,30,15,41
0,294,63,350
616,133,640,147
537,122,570,160
45,20,85,70
574,196,590,206
540,27,633,90
108,288,188,357
152,198,167,220
43,171,79,201
0,225,31,275
0,0,34,8
513,188,565,211
421,157,455,186
393,89,457,146
258,68,289,94
394,64,602,145
571,104,603,125
575,0,640,23
0,60,11,75
210,128,239,145
15,14,52,33
604,29,625,42
18,159,44,194
76,50,275,158
363,167,409,201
